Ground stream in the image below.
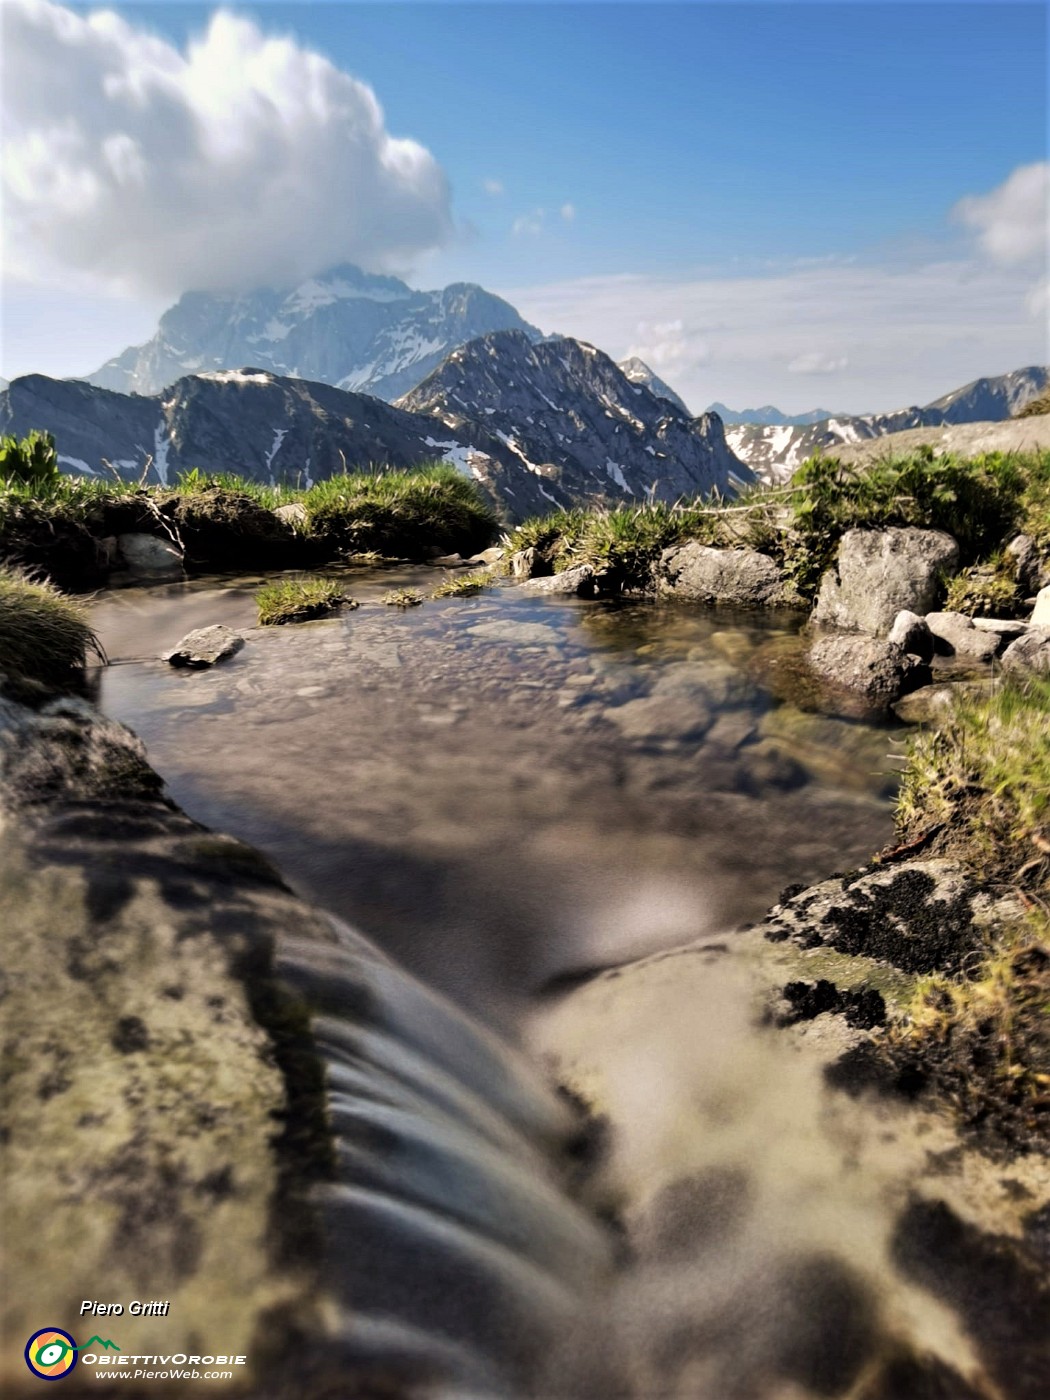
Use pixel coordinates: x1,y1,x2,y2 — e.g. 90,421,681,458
87,568,1043,1399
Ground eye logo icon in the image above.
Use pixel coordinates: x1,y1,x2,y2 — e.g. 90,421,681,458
24,1329,78,1380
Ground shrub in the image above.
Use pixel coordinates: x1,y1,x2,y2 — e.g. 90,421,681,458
256,576,353,625
0,569,104,688
943,560,1023,618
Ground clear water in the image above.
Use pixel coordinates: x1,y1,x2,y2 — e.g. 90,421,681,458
91,567,896,1029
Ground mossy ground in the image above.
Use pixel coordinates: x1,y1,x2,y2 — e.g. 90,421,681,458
0,569,104,690
889,680,1050,1149
430,570,493,599
502,447,1050,599
0,461,498,590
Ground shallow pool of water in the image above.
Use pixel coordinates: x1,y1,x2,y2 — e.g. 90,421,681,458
92,567,898,1028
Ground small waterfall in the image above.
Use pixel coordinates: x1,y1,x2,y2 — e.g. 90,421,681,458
275,920,614,1395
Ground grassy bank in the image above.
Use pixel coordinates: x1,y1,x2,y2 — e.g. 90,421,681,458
0,568,104,693
502,446,1050,598
0,446,498,589
889,680,1050,1148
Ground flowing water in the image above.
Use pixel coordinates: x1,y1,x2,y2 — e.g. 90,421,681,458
88,570,1045,1399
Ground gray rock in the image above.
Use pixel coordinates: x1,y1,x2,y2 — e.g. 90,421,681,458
892,679,996,724
812,528,960,635
164,624,245,668
1000,627,1050,676
519,564,596,597
1006,533,1046,595
807,633,926,711
429,553,472,568
658,542,798,607
971,617,1029,638
924,611,1002,662
605,694,713,742
468,547,506,566
1030,585,1050,627
116,531,184,577
273,501,308,529
467,619,561,646
887,609,934,661
508,547,539,579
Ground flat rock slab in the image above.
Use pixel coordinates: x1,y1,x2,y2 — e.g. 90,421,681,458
467,620,561,646
164,624,245,668
518,564,596,597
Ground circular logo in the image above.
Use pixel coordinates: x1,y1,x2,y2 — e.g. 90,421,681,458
24,1329,78,1381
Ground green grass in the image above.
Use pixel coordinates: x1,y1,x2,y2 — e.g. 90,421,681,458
431,570,493,599
889,680,1050,1144
0,569,104,689
256,576,353,626
943,559,1024,618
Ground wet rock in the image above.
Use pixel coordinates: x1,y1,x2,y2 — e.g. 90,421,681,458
737,738,808,794
519,564,596,597
1001,627,1050,677
925,611,1002,662
467,619,561,646
812,528,960,635
605,693,713,743
887,609,934,661
893,680,996,724
467,547,505,566
764,859,989,975
806,633,927,712
164,624,245,669
508,547,540,579
1031,585,1050,627
658,542,798,607
116,531,184,578
428,552,472,567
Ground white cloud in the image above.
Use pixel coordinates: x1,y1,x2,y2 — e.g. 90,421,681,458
512,208,546,237
560,202,576,223
504,258,1047,414
788,351,849,375
483,178,504,196
1,0,452,295
954,162,1049,267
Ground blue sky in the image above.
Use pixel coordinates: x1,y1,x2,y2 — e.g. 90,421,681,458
2,1,1047,410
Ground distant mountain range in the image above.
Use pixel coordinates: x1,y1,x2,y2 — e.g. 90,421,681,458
86,264,541,402
708,403,844,427
726,367,1050,481
2,332,749,521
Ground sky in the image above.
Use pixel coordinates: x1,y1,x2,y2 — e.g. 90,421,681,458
1,0,1047,412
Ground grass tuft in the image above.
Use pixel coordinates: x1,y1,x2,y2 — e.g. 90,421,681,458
382,588,424,607
0,568,104,688
256,576,354,626
431,570,493,599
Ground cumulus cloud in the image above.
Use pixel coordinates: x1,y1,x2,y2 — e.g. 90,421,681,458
788,351,849,375
954,161,1049,267
512,208,546,237
626,317,710,376
560,203,576,223
1,0,453,295
483,177,504,196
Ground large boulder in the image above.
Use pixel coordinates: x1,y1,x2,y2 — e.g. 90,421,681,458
1031,586,1050,627
806,633,927,713
1001,627,1050,676
812,528,960,635
658,543,799,607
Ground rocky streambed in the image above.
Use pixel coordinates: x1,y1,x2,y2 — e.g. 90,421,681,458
3,560,1048,1398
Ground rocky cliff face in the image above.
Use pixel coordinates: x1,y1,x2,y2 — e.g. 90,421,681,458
728,366,1050,481
399,331,752,506
617,357,691,415
86,263,540,401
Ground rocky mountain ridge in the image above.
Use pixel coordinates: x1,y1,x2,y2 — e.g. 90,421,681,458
398,331,751,506
728,366,1049,481
86,263,541,402
617,357,691,415
2,334,749,521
